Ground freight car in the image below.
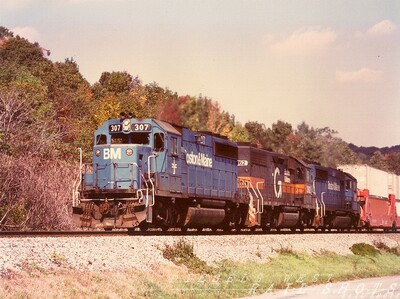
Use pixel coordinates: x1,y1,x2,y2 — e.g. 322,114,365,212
72,115,249,231
339,165,400,231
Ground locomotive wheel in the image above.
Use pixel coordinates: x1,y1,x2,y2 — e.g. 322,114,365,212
139,221,148,232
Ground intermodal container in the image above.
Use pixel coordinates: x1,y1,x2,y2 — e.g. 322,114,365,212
339,164,399,199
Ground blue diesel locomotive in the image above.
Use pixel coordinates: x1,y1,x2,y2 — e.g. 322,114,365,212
310,164,359,230
73,115,248,231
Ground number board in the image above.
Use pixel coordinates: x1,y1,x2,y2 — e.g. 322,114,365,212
238,160,249,166
132,123,152,132
109,124,122,132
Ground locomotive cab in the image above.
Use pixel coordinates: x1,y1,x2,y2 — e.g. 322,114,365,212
310,165,359,230
73,117,176,229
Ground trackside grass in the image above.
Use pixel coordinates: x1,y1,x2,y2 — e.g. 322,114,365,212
1,240,400,299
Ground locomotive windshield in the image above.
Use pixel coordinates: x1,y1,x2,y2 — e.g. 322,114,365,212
110,132,150,145
96,134,107,145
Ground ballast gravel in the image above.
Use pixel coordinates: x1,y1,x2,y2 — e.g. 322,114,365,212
0,233,399,275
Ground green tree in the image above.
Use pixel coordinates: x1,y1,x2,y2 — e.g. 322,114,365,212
91,94,121,129
40,58,93,158
244,121,268,149
0,73,59,157
0,36,53,80
265,120,294,154
292,122,324,163
178,95,199,129
386,152,400,175
0,26,14,39
292,122,358,167
228,122,251,142
369,151,389,171
93,71,134,97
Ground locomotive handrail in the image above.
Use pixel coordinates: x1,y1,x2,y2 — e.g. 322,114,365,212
78,195,144,202
315,196,320,219
256,181,264,214
242,179,262,214
320,192,326,217
146,154,157,207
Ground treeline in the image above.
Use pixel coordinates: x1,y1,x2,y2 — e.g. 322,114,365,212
0,26,399,229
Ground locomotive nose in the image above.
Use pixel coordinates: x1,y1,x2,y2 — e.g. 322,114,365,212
89,145,151,191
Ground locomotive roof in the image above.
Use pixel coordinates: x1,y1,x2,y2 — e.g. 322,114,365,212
345,172,357,181
153,119,182,136
238,143,310,169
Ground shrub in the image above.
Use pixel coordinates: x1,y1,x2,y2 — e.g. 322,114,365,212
273,245,300,258
160,238,214,274
0,154,76,230
350,243,380,257
374,241,400,256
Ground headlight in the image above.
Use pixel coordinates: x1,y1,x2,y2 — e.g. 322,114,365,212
123,119,130,131
95,149,101,157
126,149,133,156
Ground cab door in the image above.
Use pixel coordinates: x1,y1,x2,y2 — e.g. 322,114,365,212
168,135,182,193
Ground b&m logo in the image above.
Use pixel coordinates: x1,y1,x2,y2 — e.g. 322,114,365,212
186,151,213,168
103,148,122,160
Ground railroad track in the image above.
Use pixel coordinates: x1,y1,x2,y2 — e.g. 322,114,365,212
0,230,128,238
0,228,397,238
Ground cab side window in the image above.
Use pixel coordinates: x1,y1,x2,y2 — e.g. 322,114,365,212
296,168,304,180
346,180,353,190
171,137,178,156
154,133,164,152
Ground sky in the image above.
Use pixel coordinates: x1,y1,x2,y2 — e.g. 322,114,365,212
1,0,399,147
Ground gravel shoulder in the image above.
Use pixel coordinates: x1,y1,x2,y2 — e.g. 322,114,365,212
1,233,399,275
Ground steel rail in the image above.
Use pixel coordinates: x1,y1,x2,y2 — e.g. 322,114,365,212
0,228,397,238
